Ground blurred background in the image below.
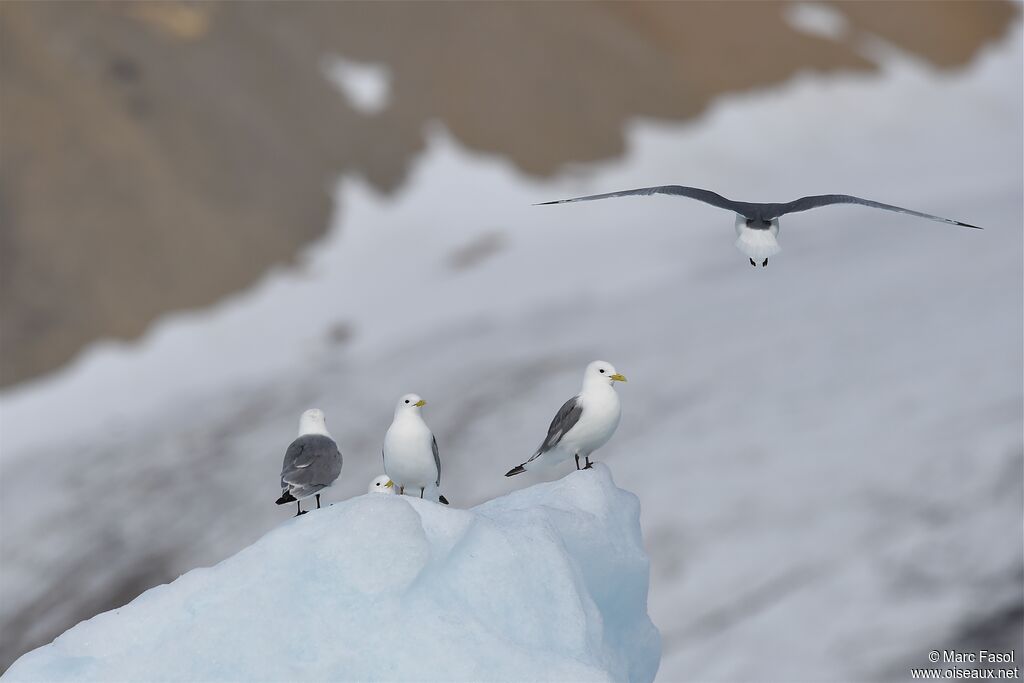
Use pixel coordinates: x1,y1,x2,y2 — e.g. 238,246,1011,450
0,2,1021,679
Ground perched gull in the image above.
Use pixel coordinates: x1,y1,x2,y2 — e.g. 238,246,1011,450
383,394,442,499
275,409,343,516
370,472,449,504
506,360,626,477
368,474,395,494
538,185,981,267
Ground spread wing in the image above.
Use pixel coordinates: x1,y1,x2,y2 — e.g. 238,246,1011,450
768,194,981,228
537,185,757,217
432,435,441,487
529,396,583,461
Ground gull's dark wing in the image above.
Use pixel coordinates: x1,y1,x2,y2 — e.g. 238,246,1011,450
537,186,755,217
281,435,342,488
432,435,441,487
768,194,981,229
528,396,583,462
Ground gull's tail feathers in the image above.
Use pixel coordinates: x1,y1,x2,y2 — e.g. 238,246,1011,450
735,228,781,261
505,464,527,477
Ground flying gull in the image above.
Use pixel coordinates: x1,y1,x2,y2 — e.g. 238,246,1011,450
276,408,343,516
538,185,981,266
383,394,443,499
506,360,626,477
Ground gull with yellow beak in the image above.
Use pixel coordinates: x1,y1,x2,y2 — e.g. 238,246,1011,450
383,394,442,499
538,185,980,267
368,474,395,494
506,361,627,476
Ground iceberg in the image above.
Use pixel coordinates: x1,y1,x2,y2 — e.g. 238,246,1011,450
3,466,660,682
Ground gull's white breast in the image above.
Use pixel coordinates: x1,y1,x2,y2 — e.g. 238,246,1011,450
383,416,437,488
561,386,621,455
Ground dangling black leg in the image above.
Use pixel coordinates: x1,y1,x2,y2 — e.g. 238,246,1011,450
575,453,581,470
420,488,424,499
316,494,321,509
584,456,594,469
749,258,756,267
762,258,768,267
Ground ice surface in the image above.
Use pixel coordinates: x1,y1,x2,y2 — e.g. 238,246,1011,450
2,467,660,683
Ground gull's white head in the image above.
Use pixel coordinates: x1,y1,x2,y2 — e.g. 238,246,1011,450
583,360,627,389
298,408,330,437
368,474,395,494
395,393,426,416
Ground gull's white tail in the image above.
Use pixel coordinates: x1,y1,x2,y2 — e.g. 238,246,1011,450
734,216,781,261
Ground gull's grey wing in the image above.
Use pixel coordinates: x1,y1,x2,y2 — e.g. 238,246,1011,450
767,194,981,228
281,435,342,489
537,185,759,217
529,396,583,462
432,435,441,487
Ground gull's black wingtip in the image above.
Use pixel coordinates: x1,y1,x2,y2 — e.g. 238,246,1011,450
534,200,561,206
275,491,296,505
505,465,526,477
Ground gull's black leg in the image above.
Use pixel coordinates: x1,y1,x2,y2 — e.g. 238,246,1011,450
295,501,306,516
575,453,581,469
316,494,321,509
749,258,756,267
399,485,405,495
420,488,424,499
762,258,768,267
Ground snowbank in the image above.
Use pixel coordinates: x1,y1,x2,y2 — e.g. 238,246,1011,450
2,466,660,683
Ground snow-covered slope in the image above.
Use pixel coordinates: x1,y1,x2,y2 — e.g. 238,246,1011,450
1,21,1021,681
2,467,660,683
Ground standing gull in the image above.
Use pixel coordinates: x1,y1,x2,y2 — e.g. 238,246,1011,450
383,394,442,499
506,360,626,477
275,408,343,516
538,185,980,266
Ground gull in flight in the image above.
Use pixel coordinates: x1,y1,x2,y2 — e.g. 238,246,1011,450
506,360,626,477
538,185,981,267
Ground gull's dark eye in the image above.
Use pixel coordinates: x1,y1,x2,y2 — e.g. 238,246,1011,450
405,399,410,404
599,369,605,374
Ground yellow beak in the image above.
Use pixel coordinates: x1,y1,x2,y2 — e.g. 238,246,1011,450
610,373,627,382
384,480,394,488
414,399,426,407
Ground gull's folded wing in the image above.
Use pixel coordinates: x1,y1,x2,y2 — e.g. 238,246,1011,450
529,396,584,462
